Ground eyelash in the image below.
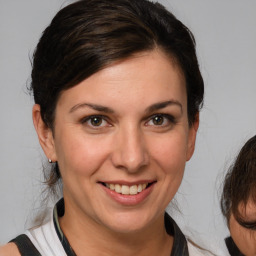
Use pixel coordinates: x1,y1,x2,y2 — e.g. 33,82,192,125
145,114,176,127
80,115,110,128
80,113,176,129
240,221,256,231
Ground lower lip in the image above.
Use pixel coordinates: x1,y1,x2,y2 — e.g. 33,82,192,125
100,183,155,206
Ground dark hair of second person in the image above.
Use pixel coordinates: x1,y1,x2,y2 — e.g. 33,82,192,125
221,135,256,255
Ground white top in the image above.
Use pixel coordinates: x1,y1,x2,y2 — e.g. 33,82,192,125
24,206,219,256
25,213,67,256
188,243,219,256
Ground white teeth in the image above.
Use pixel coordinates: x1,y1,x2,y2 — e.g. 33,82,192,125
115,184,122,193
121,185,130,195
129,185,138,195
106,183,148,195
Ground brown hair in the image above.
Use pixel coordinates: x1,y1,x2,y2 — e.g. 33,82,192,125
30,0,204,192
221,135,256,229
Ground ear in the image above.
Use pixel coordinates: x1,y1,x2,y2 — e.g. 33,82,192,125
32,104,57,162
186,113,199,161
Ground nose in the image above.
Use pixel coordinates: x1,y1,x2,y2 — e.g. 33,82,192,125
111,125,149,173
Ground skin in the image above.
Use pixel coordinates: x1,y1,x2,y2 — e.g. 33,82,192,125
0,243,20,256
1,50,198,255
229,200,256,256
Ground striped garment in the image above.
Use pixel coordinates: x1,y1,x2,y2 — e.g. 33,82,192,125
10,199,210,256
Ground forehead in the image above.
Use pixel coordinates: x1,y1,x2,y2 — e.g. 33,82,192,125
239,198,256,220
99,50,184,82
57,50,187,111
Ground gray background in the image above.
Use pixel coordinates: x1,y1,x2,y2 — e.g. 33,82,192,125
0,0,256,254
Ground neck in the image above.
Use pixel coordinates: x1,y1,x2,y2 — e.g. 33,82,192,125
59,201,173,256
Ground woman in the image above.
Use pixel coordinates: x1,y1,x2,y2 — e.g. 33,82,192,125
221,135,256,256
0,0,206,255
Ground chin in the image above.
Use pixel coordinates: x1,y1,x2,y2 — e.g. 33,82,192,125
100,211,155,234
107,222,148,234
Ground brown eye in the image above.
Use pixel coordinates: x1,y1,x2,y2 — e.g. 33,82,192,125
81,115,111,131
152,115,164,125
145,114,175,128
90,117,103,126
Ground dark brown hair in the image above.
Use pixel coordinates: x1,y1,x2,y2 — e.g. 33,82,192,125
221,135,256,229
30,0,204,191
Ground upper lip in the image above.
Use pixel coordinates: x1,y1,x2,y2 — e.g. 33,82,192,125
99,180,156,186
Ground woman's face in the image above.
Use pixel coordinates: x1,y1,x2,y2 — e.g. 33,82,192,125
229,200,256,256
38,50,198,233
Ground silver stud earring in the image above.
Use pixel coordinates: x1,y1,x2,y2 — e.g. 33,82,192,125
48,159,52,163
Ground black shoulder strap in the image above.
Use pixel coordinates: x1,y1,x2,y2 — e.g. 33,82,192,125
164,213,189,256
225,236,244,256
9,234,41,256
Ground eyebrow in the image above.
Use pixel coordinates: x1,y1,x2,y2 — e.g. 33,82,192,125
69,100,182,114
145,100,183,114
69,103,114,113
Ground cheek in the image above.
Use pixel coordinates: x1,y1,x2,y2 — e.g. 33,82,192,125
149,131,188,172
147,135,188,207
55,132,111,177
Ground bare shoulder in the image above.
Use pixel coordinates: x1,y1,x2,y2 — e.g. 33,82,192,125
0,243,21,256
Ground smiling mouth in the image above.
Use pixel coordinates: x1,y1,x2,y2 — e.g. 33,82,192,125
101,182,155,195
